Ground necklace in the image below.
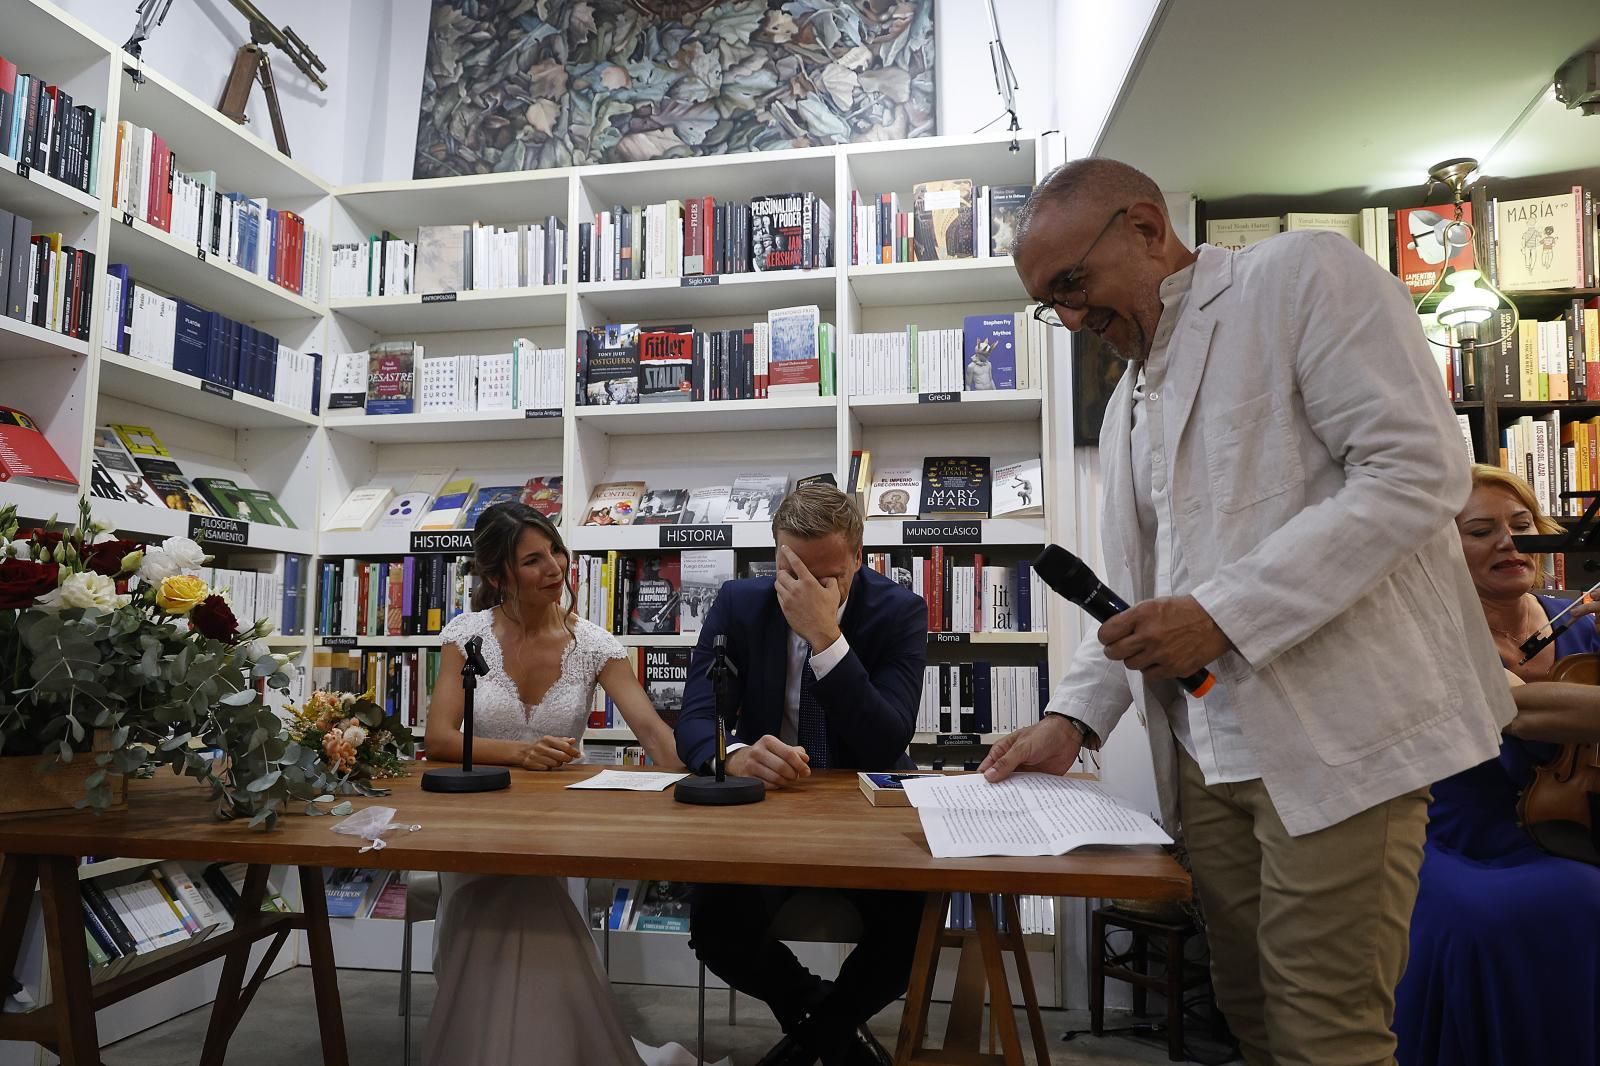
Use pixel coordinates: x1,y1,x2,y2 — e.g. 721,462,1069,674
1486,597,1538,642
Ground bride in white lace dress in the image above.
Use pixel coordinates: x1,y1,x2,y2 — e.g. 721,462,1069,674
421,503,682,1066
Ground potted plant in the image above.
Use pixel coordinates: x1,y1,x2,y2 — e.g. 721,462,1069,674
0,500,347,829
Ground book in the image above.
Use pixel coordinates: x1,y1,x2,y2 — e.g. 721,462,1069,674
375,491,430,530
323,868,381,919
722,473,788,523
519,476,563,523
986,184,1031,256
93,429,164,507
461,485,522,530
583,481,646,526
635,488,688,525
366,342,418,415
110,423,170,457
1497,193,1583,291
325,486,394,531
1283,212,1362,244
865,466,921,518
239,489,295,528
192,477,256,519
638,327,693,403
796,472,837,489
912,179,975,261
628,879,692,932
679,549,734,633
767,305,821,397
901,772,1171,859
415,224,468,293
1205,216,1280,252
678,485,731,526
962,314,1017,391
419,477,477,530
327,351,368,409
920,456,991,518
858,771,942,807
1396,203,1476,295
584,323,640,405
990,458,1044,518
628,556,681,635
138,458,215,515
749,193,813,271
0,406,76,485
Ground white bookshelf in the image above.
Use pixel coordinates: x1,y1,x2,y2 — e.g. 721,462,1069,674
0,2,1073,1033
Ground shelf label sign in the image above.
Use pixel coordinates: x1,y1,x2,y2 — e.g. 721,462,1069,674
918,392,960,404
660,525,733,548
903,521,982,544
196,246,206,263
410,530,474,554
421,291,457,303
681,275,720,288
524,408,561,419
187,514,249,546
932,632,965,644
323,636,358,649
935,733,983,746
200,380,234,400
121,211,134,227
16,160,29,180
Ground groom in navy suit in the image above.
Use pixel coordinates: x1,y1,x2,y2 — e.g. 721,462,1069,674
676,484,927,1066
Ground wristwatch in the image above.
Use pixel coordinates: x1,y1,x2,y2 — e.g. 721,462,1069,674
1047,711,1098,748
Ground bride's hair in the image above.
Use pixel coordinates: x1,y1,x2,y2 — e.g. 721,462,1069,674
469,503,576,630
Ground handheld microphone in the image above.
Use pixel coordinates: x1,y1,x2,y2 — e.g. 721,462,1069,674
1032,544,1217,697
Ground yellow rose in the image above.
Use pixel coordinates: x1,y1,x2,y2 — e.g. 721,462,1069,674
156,574,209,614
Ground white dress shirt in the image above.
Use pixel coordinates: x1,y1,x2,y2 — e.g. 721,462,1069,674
1130,263,1259,785
726,599,849,753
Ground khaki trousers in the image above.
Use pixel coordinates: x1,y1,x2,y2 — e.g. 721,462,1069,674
1177,747,1429,1066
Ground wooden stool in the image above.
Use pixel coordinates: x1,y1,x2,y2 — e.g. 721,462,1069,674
1088,905,1203,1062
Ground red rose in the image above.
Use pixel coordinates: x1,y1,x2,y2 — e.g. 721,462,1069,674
189,594,240,642
0,558,62,609
83,539,142,577
18,528,66,550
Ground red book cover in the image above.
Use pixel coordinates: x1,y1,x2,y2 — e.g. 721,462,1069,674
146,134,164,229
0,406,76,484
627,554,681,635
290,212,304,294
930,545,945,633
0,57,17,124
356,563,370,636
702,196,715,274
163,150,175,234
386,563,404,637
1396,203,1474,295
683,198,705,276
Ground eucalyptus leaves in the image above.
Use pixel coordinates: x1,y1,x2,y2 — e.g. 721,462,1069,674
0,501,334,830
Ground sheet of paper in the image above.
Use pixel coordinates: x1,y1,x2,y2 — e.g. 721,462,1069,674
566,770,689,792
902,772,1172,858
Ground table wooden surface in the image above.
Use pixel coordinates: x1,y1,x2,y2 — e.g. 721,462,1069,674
0,765,1189,900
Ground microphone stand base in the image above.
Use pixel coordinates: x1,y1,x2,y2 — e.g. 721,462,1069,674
673,775,765,806
421,766,512,793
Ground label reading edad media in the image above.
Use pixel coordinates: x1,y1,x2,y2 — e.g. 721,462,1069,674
410,530,473,554
660,525,733,548
188,514,249,546
902,521,981,545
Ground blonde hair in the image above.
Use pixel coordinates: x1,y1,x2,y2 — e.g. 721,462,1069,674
1467,464,1564,577
771,483,863,551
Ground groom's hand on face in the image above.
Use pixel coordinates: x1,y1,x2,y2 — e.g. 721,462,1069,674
775,545,843,650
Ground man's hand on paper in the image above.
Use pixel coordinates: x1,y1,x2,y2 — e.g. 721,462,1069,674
1099,594,1231,680
979,714,1083,783
726,734,811,789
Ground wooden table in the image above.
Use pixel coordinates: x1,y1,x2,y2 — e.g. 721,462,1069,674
0,766,1188,1065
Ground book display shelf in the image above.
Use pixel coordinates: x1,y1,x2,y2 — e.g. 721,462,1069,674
0,0,1075,1027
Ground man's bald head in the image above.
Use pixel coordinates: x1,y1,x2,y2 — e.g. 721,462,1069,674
1014,158,1167,253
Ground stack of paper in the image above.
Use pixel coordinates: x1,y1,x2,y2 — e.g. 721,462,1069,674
901,773,1172,858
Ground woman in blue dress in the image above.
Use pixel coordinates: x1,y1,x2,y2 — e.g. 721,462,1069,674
1394,465,1600,1066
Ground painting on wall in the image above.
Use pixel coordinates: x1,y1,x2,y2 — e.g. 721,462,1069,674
414,0,937,178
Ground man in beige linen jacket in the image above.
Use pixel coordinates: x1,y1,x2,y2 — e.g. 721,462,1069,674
982,159,1513,1066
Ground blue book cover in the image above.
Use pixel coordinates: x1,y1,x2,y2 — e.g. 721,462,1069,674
204,311,225,384
171,299,210,378
962,314,1017,391
266,209,278,283
224,319,241,389
106,263,132,351
1015,567,1031,633
258,328,279,401
323,869,376,919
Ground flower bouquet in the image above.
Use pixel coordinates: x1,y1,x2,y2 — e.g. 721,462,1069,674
286,688,415,797
0,499,342,829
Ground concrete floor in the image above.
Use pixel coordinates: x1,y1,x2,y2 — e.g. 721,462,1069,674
103,966,1207,1065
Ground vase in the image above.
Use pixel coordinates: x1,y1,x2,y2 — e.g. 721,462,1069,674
0,730,128,819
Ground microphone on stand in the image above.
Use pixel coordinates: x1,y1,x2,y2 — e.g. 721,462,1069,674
1032,544,1218,697
675,634,764,806
422,633,512,793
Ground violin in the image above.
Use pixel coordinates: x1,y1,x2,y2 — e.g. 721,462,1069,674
1515,653,1600,865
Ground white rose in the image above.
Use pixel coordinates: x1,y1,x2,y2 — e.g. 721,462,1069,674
243,638,271,661
137,546,180,582
160,537,207,573
342,724,368,748
36,572,128,613
10,541,30,561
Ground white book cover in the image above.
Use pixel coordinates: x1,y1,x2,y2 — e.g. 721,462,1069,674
328,352,368,409
679,485,732,526
991,458,1044,518
476,352,515,410
1284,212,1362,244
1205,216,1280,251
865,466,921,518
680,550,736,633
376,491,432,530
1497,193,1583,291
983,566,1015,632
324,486,393,531
723,473,790,523
420,357,458,413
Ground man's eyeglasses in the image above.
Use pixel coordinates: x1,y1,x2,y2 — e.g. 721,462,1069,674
1030,207,1127,327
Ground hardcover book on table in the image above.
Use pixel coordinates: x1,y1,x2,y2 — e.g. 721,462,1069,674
912,179,975,262
582,481,646,526
920,456,992,518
